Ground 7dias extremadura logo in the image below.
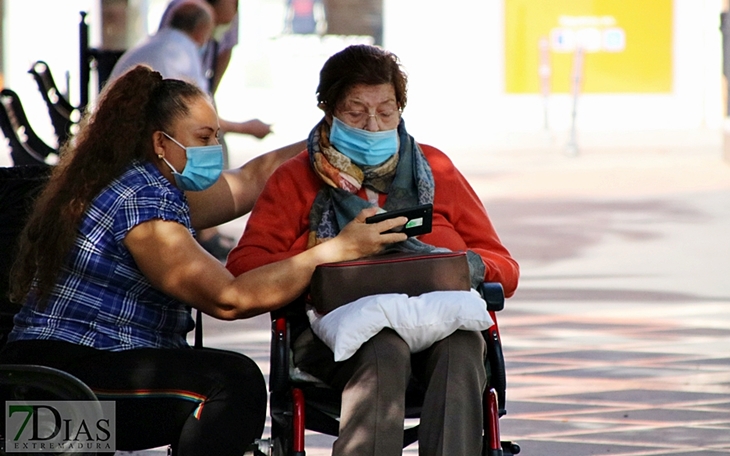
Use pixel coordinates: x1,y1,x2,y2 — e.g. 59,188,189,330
5,401,116,453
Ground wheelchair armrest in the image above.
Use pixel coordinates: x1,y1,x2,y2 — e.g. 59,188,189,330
478,282,505,312
479,282,508,416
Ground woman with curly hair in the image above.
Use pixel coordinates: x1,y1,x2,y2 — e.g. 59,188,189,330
1,65,407,455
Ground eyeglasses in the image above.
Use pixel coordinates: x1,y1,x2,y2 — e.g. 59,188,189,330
337,109,401,128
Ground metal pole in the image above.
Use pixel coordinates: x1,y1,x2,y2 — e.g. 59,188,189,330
721,7,730,163
79,11,90,111
565,46,584,157
538,37,551,132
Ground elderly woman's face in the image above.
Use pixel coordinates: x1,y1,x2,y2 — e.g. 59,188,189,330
334,83,400,132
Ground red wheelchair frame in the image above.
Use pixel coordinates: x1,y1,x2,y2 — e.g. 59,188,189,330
267,283,520,456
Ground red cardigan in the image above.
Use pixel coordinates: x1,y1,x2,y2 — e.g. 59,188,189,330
226,145,519,297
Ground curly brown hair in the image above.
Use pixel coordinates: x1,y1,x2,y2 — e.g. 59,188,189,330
316,44,408,114
10,65,205,305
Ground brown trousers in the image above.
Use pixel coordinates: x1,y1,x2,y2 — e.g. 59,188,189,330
293,328,487,456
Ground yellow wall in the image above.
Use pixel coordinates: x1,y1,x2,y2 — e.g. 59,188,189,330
505,0,673,93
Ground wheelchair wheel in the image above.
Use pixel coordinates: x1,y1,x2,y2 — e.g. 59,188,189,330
271,437,285,456
244,438,276,456
502,440,521,455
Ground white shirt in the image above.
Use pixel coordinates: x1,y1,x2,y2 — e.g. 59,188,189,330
158,0,240,80
109,28,209,91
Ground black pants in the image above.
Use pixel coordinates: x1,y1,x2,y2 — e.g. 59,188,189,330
0,340,267,456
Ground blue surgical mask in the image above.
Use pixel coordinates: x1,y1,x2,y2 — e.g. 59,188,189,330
329,117,399,167
161,132,223,191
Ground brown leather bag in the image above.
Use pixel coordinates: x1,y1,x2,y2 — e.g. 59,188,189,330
310,251,471,314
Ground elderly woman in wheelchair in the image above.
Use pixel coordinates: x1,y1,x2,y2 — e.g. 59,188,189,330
226,44,519,456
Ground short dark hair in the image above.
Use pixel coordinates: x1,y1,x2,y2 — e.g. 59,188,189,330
316,45,408,114
169,2,212,34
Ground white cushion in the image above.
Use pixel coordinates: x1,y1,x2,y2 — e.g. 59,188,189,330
307,289,494,362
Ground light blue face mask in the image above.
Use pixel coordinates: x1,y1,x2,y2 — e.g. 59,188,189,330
161,132,223,191
329,117,399,167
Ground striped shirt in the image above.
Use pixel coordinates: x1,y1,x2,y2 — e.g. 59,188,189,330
9,161,196,350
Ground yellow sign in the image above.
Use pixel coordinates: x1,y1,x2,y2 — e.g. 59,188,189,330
505,0,673,93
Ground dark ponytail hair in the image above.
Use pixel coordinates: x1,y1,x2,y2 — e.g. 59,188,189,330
10,65,204,305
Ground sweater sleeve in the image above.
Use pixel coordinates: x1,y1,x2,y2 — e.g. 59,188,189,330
418,145,520,297
226,151,317,276
226,146,519,298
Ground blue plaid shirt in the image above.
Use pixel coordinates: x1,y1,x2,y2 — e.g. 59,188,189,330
9,161,196,350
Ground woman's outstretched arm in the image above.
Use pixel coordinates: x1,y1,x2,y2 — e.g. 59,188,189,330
124,208,407,320
186,140,306,230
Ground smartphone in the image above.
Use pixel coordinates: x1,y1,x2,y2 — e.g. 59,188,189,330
365,203,433,237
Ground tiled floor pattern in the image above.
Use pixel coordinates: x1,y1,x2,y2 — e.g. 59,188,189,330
497,300,730,455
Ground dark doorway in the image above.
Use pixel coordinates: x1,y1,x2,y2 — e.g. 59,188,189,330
323,0,383,45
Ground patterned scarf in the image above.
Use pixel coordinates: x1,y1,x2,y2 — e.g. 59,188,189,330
307,118,434,246
306,117,486,287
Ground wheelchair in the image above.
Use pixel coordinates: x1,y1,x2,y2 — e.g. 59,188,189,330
0,165,109,456
266,283,521,456
0,166,191,456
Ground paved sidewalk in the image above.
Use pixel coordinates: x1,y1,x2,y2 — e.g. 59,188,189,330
472,136,730,455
